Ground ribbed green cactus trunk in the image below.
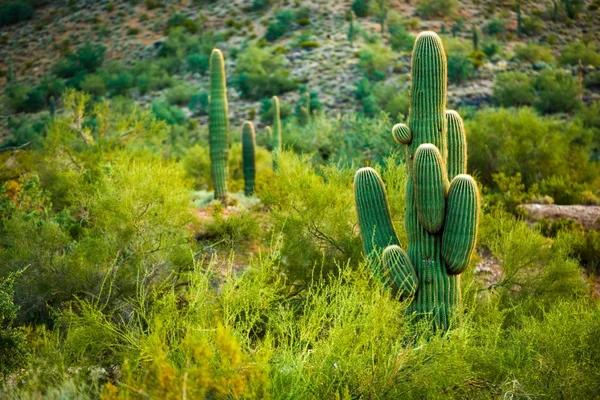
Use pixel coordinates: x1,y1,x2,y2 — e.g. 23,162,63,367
271,96,282,172
242,121,256,196
209,48,229,202
354,32,480,331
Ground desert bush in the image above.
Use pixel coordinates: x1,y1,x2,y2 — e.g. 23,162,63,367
358,43,393,81
387,13,414,51
52,41,106,79
514,43,555,64
151,99,187,125
447,53,474,83
186,52,210,74
533,68,581,114
351,0,372,17
466,107,596,187
372,81,410,119
79,74,107,97
165,85,195,106
492,71,535,107
0,1,34,27
483,17,507,36
188,91,209,116
584,71,600,89
2,113,49,148
0,271,28,377
234,45,297,99
132,62,174,94
481,40,502,58
559,41,600,67
416,0,458,18
538,175,588,204
521,15,544,36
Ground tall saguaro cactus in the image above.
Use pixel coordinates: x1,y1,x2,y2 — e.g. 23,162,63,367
271,96,282,171
242,121,256,196
354,32,480,331
209,48,230,202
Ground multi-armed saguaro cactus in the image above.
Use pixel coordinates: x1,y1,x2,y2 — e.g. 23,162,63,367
242,121,256,196
209,48,230,202
271,96,282,171
354,32,480,331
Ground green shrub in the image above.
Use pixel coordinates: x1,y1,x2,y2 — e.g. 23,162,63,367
483,18,507,36
372,81,409,119
539,175,588,204
533,69,581,114
482,40,502,58
521,16,544,36
22,88,46,113
388,19,414,52
0,1,34,27
52,41,106,78
133,62,174,94
416,0,458,18
447,53,474,84
351,0,372,17
165,85,195,106
584,71,600,89
0,271,28,377
106,72,134,96
559,41,600,67
514,43,555,64
466,107,596,187
188,91,209,116
79,74,107,97
492,71,535,107
186,52,210,74
151,99,187,125
234,45,297,99
358,43,393,81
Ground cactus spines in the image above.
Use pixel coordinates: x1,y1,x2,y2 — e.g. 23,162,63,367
242,121,256,197
354,32,480,331
413,144,448,234
354,167,400,270
382,245,418,297
442,175,480,274
392,123,411,144
271,96,282,171
446,110,467,180
209,48,229,202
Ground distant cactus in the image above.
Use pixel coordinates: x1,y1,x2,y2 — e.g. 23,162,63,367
265,125,273,148
354,32,480,331
348,10,356,45
209,48,229,202
472,25,479,51
516,1,522,38
271,96,282,171
242,121,256,196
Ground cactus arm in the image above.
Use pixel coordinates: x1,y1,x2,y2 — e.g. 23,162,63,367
413,144,448,234
242,121,256,197
442,175,480,275
392,123,412,145
208,48,229,202
445,110,467,180
382,245,418,297
354,167,400,275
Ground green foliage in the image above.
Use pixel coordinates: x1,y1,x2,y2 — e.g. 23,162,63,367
186,52,210,74
0,271,28,377
234,45,297,100
514,43,555,64
79,74,107,97
584,71,600,89
447,53,474,84
521,15,544,36
533,69,581,114
466,107,597,188
0,1,34,27
416,0,458,18
165,85,195,106
52,41,106,79
351,0,372,17
264,9,304,41
481,40,502,58
559,41,600,67
387,15,414,51
2,84,46,113
492,71,535,107
483,18,507,36
372,80,409,119
358,43,393,81
151,99,187,125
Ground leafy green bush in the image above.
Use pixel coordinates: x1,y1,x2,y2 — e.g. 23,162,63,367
521,16,544,36
483,18,507,36
264,9,298,41
351,0,372,17
514,43,555,64
539,175,588,204
52,41,106,78
234,45,297,99
165,85,195,106
188,91,209,116
492,71,535,107
559,41,600,67
584,71,600,89
0,1,34,27
0,271,28,378
79,73,107,97
447,53,474,83
388,19,414,52
466,107,597,188
151,99,187,125
533,69,581,114
372,81,410,119
358,43,393,81
186,52,210,74
482,40,502,58
416,0,458,18
133,62,174,94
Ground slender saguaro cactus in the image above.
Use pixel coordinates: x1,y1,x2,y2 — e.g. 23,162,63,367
354,32,480,331
271,96,282,171
209,48,230,202
348,10,356,45
242,121,256,196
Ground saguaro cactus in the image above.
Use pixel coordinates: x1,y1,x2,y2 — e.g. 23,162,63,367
242,121,256,196
271,96,282,171
209,48,230,202
354,32,480,331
